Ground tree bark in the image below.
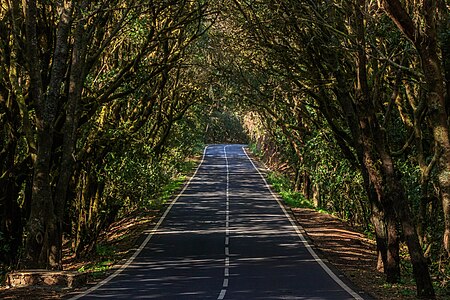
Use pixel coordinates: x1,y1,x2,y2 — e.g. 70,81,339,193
24,0,73,269
22,0,46,268
376,1,437,297
353,0,402,282
334,61,394,277
54,0,87,270
382,0,450,259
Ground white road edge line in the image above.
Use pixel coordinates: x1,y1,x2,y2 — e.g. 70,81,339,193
69,146,210,300
242,146,364,300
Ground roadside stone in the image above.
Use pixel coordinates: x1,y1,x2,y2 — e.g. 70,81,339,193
6,270,87,288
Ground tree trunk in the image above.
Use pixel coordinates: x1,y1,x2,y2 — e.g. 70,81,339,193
370,203,388,272
23,0,46,268
353,0,401,282
26,132,57,268
380,131,434,296
24,0,72,269
357,2,436,296
301,171,311,199
54,0,86,269
359,122,401,282
381,0,450,259
312,183,321,208
74,171,90,257
334,65,394,277
421,47,450,256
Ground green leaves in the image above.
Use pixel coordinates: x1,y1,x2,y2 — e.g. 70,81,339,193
267,172,314,209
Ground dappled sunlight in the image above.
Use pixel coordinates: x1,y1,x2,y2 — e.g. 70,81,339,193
64,145,359,299
291,207,378,277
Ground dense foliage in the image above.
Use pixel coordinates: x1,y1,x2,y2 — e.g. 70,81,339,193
206,0,450,297
0,0,246,271
1,0,450,298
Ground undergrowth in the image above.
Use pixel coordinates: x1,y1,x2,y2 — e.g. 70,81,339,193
75,154,201,275
248,143,314,209
266,172,314,209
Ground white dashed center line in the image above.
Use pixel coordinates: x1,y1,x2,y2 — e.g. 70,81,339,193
218,146,231,300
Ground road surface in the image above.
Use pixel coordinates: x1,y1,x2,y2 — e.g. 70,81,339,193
70,144,365,299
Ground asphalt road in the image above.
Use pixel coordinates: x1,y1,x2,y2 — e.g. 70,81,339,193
70,144,365,300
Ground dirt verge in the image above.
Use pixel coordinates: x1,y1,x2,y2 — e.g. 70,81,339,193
291,208,427,300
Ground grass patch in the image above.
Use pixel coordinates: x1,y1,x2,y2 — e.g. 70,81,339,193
158,175,187,204
178,158,198,174
267,172,314,209
77,259,114,277
248,143,263,158
247,143,313,209
159,157,201,203
75,244,117,276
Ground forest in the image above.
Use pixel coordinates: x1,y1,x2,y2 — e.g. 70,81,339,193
1,0,450,298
